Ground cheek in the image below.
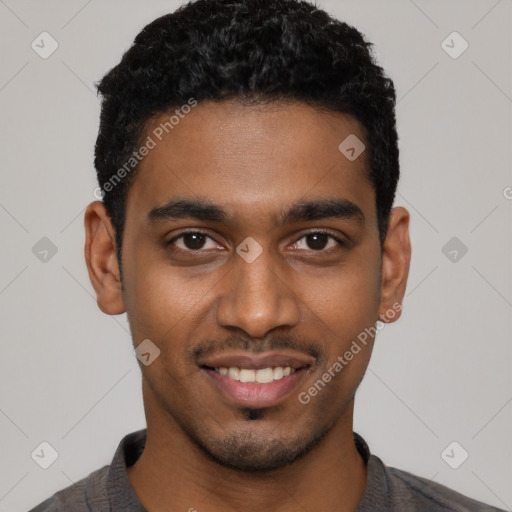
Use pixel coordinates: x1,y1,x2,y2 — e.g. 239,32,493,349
122,247,220,346
297,253,381,332
294,248,381,389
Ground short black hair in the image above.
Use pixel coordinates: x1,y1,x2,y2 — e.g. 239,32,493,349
94,0,399,267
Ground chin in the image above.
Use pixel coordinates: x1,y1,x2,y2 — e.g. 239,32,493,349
189,419,330,473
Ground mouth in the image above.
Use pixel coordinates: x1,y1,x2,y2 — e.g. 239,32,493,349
207,365,298,383
198,351,314,408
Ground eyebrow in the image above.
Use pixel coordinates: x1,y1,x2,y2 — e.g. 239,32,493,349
147,197,365,226
280,198,365,225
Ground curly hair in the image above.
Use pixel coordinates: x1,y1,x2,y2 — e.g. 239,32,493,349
94,0,399,264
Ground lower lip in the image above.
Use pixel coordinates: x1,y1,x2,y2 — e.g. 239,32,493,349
202,367,308,408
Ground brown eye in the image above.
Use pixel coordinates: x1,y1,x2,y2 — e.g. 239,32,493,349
168,231,221,252
305,233,329,250
181,233,207,250
292,232,344,251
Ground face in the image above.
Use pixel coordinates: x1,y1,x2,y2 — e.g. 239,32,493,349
85,100,410,472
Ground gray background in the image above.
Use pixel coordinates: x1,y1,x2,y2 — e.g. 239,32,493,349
0,0,511,510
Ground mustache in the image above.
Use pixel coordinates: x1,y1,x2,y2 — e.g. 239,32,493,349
189,333,324,364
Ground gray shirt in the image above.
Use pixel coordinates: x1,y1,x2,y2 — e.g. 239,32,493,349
28,429,505,512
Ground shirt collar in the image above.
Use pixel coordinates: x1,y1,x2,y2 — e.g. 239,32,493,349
106,429,147,511
106,428,381,512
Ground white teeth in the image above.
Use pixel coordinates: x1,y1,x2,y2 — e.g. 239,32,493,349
215,366,296,383
239,369,256,383
273,366,284,380
255,368,274,383
228,367,240,381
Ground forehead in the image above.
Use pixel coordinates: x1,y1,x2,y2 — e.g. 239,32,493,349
126,100,376,227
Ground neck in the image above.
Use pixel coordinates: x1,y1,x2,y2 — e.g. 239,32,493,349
128,383,367,512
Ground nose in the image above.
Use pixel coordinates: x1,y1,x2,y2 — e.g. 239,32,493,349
215,247,301,338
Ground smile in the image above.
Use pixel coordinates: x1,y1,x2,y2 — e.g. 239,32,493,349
212,366,296,383
197,351,314,407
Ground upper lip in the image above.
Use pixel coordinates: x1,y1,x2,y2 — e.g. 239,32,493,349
198,351,314,371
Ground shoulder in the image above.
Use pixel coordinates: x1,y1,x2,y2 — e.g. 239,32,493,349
353,434,505,512
27,465,110,512
383,461,505,511
27,429,147,512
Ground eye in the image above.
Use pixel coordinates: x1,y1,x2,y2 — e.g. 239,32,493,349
291,231,345,251
168,231,223,252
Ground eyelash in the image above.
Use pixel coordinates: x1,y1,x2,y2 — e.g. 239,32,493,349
166,229,346,253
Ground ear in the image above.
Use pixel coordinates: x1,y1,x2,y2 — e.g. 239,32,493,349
378,206,411,323
84,201,126,315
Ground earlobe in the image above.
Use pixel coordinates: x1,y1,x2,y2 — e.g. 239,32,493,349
378,206,411,323
84,201,126,315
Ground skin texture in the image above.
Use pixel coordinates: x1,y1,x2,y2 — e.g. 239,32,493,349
84,100,411,512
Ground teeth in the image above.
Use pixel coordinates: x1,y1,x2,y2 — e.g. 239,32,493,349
214,366,296,383
273,366,284,380
239,368,256,382
256,368,274,383
228,367,240,380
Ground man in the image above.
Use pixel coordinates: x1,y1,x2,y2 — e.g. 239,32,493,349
29,0,504,510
